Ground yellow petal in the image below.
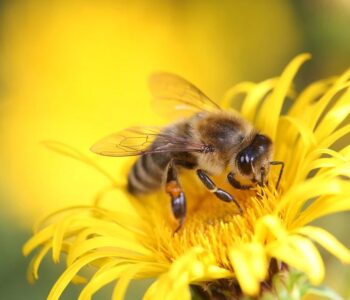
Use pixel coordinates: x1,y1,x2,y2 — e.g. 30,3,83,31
296,226,350,264
240,78,278,122
254,215,288,243
319,124,350,150
23,225,56,256
303,71,350,131
27,243,51,283
48,251,129,300
78,264,130,300
68,236,152,263
228,242,267,296
221,81,255,110
315,103,350,141
229,247,260,296
289,78,335,116
276,178,343,218
295,195,350,226
256,53,311,140
267,236,324,284
112,265,143,300
279,116,316,149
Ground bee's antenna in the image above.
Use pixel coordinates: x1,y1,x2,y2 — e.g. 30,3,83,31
251,161,263,186
251,161,256,175
270,161,284,190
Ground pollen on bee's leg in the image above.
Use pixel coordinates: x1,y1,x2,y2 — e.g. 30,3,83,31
165,180,187,232
165,180,182,198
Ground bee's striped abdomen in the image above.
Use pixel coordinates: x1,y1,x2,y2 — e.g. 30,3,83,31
127,153,171,195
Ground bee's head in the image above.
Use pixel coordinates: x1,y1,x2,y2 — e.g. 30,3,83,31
235,134,273,185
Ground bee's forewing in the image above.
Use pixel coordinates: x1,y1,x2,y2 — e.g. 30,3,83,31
90,127,160,157
149,72,221,119
90,126,206,157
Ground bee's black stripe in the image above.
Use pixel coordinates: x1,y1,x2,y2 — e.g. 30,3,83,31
127,153,171,195
132,161,143,183
129,161,156,192
127,169,148,194
141,154,163,179
127,173,139,194
127,150,198,195
135,156,161,189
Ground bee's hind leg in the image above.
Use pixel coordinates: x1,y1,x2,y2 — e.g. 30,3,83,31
165,160,186,233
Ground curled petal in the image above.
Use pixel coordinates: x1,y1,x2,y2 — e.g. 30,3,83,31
295,226,350,264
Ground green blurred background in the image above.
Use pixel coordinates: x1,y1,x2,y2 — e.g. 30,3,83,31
1,1,350,299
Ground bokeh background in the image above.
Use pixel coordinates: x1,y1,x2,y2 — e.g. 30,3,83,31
1,1,350,299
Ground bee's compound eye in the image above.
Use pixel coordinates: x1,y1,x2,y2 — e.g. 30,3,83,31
237,153,252,175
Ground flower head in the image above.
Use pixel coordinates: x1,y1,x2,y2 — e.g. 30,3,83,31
24,54,350,299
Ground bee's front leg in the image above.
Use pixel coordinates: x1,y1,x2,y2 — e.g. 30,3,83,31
227,172,253,190
197,169,243,214
165,160,186,233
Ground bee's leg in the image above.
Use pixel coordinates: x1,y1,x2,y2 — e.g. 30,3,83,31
227,172,253,190
165,160,186,233
197,169,243,214
270,161,284,190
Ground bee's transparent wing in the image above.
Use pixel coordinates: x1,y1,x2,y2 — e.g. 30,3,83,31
149,72,221,118
91,127,207,157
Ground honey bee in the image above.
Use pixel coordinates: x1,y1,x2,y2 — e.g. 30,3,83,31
91,73,284,231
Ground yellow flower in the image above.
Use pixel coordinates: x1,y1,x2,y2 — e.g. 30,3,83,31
23,54,350,299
